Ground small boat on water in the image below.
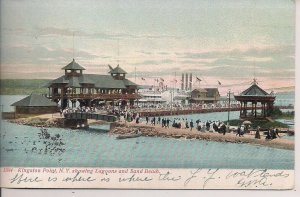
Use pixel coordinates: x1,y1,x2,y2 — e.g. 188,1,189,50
116,132,142,140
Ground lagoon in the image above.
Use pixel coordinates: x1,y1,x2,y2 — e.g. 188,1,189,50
0,121,294,169
0,95,295,169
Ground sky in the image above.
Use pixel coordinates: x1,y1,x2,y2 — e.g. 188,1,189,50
0,0,295,95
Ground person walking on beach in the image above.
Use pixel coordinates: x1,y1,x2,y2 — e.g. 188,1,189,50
275,128,280,138
162,118,166,128
236,126,241,137
146,116,149,124
196,119,200,127
166,119,170,128
185,119,189,129
265,129,271,140
270,128,277,139
255,126,261,139
206,121,210,131
221,123,226,135
190,120,194,131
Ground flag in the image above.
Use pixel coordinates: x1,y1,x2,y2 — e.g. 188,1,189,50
141,77,145,80
218,81,222,85
108,64,113,71
196,77,202,81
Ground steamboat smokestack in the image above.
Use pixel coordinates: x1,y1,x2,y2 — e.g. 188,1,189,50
185,73,188,90
181,73,184,90
189,73,192,90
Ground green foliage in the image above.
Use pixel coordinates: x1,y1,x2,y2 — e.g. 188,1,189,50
270,107,283,116
270,107,294,119
0,79,50,95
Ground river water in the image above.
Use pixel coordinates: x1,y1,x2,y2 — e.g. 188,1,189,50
0,95,295,169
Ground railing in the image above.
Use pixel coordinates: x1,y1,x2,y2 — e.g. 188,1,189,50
64,112,117,122
50,93,142,100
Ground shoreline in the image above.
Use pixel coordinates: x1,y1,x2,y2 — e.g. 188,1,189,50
110,122,294,151
2,113,294,151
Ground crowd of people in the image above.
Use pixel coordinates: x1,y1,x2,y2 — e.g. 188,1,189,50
61,105,282,140
123,114,282,140
135,102,241,112
139,116,228,134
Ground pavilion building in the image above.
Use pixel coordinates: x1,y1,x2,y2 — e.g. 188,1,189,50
11,94,58,114
234,79,276,119
190,88,220,104
47,59,140,109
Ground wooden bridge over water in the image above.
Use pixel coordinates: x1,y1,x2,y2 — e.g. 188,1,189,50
63,112,118,128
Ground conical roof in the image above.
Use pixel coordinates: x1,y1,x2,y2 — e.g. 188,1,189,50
11,94,58,107
240,83,269,96
109,65,127,74
62,59,85,70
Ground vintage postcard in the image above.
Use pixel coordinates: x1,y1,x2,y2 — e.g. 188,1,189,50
0,0,296,189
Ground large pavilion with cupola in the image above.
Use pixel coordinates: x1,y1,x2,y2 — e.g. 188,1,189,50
47,59,140,109
234,79,276,119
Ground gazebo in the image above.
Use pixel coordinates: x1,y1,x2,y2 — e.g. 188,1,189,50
234,79,276,119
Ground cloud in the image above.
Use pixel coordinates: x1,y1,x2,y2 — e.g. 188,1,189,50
1,45,99,65
179,45,294,60
36,27,179,40
133,59,175,66
136,50,153,55
171,44,295,79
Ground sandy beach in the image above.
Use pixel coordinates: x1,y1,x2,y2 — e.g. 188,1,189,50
111,121,294,150
5,113,294,151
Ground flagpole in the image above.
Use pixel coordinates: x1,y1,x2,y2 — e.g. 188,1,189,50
135,67,136,83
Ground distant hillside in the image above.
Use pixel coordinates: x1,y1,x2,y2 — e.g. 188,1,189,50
265,86,295,93
0,79,50,95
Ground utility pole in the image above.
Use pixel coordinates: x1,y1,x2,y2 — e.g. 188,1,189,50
227,89,231,128
134,66,136,83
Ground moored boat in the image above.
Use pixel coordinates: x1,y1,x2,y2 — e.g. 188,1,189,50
116,132,142,139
